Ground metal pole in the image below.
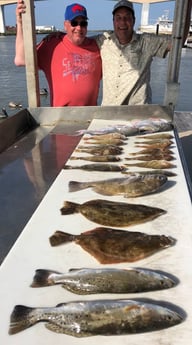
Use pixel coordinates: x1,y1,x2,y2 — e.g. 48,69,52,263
164,0,189,109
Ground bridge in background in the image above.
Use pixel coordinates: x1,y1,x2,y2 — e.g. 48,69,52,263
0,0,45,33
0,0,16,33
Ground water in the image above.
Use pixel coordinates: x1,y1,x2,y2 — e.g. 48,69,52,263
0,34,192,114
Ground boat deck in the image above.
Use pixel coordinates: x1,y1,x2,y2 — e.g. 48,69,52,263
0,106,191,266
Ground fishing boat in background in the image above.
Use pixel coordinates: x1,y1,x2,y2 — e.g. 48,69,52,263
139,9,192,37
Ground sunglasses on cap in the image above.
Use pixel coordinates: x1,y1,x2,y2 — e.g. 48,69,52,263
70,19,88,27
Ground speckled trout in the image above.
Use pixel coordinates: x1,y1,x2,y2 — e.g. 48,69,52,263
31,267,176,294
9,299,183,336
60,199,166,227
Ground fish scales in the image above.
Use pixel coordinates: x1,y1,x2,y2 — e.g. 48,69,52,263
49,227,175,263
68,174,168,198
9,299,183,336
60,199,166,227
31,267,176,294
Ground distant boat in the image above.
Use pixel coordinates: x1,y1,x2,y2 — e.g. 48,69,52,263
139,10,192,36
8,101,22,109
139,10,173,35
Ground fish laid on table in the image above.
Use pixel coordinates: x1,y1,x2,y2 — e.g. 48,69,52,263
9,299,183,336
49,227,175,263
75,118,173,137
132,118,173,133
75,125,138,137
129,148,174,156
138,133,173,139
125,154,174,161
125,160,175,170
83,133,127,140
64,163,127,172
69,155,121,162
31,267,176,294
121,169,177,177
135,141,172,150
82,138,125,145
135,139,173,145
75,144,123,156
60,199,166,227
68,174,168,198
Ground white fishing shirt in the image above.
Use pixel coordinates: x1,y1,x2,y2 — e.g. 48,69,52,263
95,31,170,105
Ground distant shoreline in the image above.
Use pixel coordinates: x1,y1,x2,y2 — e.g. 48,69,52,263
0,28,106,36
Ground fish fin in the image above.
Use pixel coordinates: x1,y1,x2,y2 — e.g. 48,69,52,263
92,186,113,196
30,269,60,287
9,305,36,335
68,181,88,192
49,230,74,246
45,322,89,337
60,201,80,215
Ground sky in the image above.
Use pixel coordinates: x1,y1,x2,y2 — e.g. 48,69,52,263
4,0,175,31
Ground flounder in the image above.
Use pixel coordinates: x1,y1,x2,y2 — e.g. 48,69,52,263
60,199,166,227
49,227,175,263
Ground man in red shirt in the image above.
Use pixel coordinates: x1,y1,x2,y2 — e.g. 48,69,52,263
15,2,102,106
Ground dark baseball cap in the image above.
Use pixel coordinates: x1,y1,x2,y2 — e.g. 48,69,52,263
112,0,135,16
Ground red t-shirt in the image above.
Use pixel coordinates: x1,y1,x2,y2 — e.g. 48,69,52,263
37,35,102,106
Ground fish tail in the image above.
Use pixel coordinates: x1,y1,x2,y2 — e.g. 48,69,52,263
70,156,81,160
68,181,88,192
49,230,75,246
31,269,60,287
9,305,37,335
60,201,80,215
63,165,74,169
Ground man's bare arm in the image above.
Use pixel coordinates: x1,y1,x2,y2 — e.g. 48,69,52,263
14,0,26,66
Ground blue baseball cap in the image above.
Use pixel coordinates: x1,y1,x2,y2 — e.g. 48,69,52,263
65,3,88,21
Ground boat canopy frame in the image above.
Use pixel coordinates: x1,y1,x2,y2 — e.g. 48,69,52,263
21,0,188,109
